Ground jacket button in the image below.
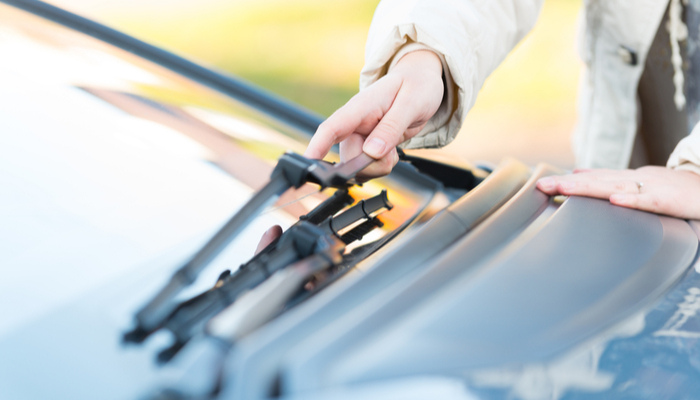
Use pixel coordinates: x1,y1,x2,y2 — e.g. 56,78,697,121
617,45,638,66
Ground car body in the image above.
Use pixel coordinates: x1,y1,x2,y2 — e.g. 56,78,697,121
1,1,699,399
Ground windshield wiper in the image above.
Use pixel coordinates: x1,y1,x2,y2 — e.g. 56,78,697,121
124,152,373,344
155,191,392,362
207,216,383,345
148,205,388,400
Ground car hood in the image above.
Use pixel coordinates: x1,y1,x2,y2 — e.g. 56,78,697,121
3,2,700,400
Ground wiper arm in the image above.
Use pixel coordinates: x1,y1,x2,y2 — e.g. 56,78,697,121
124,152,373,343
207,217,384,344
149,218,384,399
154,191,392,362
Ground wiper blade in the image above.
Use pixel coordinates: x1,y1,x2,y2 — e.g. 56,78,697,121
153,191,392,362
152,218,386,400
207,253,340,344
207,217,384,344
124,152,373,344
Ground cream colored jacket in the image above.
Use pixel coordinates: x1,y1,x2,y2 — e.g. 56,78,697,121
360,0,700,174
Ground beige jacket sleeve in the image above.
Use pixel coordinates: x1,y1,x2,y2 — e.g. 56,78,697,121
668,125,700,175
360,0,544,149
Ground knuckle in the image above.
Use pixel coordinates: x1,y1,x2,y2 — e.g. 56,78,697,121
373,119,403,144
318,121,340,141
339,143,362,161
613,182,628,192
643,193,665,211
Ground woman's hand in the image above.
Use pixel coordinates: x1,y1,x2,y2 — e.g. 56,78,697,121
304,49,444,180
254,225,283,255
536,166,700,220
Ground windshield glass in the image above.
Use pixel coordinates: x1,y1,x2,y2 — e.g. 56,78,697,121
0,3,439,343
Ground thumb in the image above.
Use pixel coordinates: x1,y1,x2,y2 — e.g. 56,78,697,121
361,100,414,159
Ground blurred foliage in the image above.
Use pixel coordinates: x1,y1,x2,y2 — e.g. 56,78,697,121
65,0,582,167
110,0,379,116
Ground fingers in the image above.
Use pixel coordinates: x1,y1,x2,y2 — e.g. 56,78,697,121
304,49,443,181
537,168,640,196
339,132,366,162
537,176,641,199
340,137,398,180
536,166,700,220
254,225,282,255
361,88,418,159
360,53,443,160
304,78,399,160
609,192,682,219
609,193,653,210
356,148,400,181
304,106,362,160
307,77,420,180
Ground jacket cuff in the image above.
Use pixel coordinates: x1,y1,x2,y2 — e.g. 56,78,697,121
667,126,700,175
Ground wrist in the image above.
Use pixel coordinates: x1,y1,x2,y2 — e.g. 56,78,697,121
393,49,442,78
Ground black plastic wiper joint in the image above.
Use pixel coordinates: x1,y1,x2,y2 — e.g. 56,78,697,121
124,152,373,344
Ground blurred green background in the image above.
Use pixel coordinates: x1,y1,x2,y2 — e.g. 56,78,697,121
50,0,582,168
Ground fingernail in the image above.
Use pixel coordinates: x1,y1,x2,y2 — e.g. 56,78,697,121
537,177,554,191
363,138,386,158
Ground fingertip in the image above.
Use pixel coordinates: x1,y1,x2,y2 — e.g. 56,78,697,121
268,225,283,237
303,147,323,160
306,114,357,160
255,225,283,255
363,137,388,159
536,177,557,194
261,225,283,244
305,129,336,160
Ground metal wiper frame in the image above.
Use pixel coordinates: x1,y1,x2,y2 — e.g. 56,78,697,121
154,191,392,362
153,195,392,397
124,152,374,343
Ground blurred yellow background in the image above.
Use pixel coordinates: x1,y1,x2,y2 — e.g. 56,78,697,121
49,0,581,169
